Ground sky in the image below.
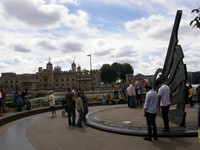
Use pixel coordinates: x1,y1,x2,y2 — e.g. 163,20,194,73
0,0,199,76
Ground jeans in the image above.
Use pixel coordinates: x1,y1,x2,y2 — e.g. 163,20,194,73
129,96,136,108
145,112,157,139
161,105,170,130
77,112,84,127
14,99,22,111
83,102,88,121
67,105,76,125
22,98,31,110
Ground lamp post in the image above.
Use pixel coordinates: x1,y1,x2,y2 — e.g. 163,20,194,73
87,54,93,91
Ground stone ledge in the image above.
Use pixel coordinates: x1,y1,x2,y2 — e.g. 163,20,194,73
0,101,102,126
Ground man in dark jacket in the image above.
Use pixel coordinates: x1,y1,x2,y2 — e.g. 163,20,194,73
65,87,76,126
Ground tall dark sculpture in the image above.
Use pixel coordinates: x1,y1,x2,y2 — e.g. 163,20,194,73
153,10,187,126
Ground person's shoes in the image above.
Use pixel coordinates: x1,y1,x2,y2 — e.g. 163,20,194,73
77,125,83,128
154,137,158,141
160,128,170,133
143,137,152,141
72,123,76,126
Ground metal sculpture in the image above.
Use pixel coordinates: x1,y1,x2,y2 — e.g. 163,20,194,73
153,10,187,126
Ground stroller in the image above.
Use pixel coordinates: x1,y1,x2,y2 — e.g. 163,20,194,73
61,99,68,116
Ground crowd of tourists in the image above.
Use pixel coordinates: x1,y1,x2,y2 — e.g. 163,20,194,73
102,81,143,108
47,87,88,128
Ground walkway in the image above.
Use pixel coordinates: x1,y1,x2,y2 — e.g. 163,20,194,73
0,104,199,150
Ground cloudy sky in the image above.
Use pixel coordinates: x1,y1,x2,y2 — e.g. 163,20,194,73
0,0,199,76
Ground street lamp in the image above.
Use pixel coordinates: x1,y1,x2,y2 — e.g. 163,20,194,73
87,54,93,91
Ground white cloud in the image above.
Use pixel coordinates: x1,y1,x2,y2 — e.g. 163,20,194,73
0,0,199,77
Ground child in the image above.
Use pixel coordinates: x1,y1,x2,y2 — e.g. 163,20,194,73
102,95,106,105
48,90,56,117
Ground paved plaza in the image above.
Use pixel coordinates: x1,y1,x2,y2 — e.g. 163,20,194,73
0,104,199,150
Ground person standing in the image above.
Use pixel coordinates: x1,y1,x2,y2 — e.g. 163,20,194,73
135,82,143,107
47,90,56,117
156,79,171,132
188,85,194,107
127,81,136,108
76,91,84,128
143,85,158,141
80,90,88,122
65,87,76,126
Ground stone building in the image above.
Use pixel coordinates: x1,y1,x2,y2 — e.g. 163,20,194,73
0,61,101,92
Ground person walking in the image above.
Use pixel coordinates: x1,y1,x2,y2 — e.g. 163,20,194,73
47,90,56,117
65,87,76,126
143,85,158,141
156,79,171,132
76,91,84,128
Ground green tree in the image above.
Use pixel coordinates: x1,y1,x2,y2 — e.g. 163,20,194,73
100,62,134,83
190,7,200,29
100,64,114,84
120,63,134,81
111,62,122,82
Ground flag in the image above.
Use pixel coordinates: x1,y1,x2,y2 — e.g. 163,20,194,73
87,54,91,57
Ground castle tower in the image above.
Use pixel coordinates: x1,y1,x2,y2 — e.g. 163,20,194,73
46,59,53,71
77,64,81,72
71,60,76,72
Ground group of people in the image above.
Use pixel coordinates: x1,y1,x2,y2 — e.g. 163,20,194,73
102,82,143,107
13,88,32,111
0,87,32,116
143,78,171,141
47,87,88,128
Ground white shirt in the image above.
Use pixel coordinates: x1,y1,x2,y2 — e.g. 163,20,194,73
158,84,171,106
127,84,136,96
144,89,158,114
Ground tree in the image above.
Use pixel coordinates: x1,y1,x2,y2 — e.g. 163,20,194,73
120,63,134,81
190,7,200,29
100,64,114,84
111,62,122,82
100,62,134,84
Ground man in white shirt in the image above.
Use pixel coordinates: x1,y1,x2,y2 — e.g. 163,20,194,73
127,82,136,108
143,85,158,141
157,79,171,132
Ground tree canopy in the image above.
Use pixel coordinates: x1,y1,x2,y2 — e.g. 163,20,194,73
100,62,133,84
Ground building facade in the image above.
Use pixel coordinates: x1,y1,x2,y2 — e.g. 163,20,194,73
0,61,101,92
